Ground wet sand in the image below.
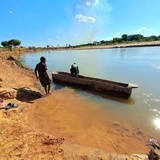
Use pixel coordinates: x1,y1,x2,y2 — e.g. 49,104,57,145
1,46,159,159
26,87,152,155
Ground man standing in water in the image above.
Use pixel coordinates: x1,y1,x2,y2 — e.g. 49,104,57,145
35,56,51,94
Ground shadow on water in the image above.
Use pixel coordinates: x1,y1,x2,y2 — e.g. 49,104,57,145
89,90,136,105
52,82,66,91
52,83,135,105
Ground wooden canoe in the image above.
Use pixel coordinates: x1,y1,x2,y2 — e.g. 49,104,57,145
52,71,138,99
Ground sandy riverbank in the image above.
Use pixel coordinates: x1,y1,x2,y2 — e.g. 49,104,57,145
1,40,160,53
0,45,160,159
64,41,160,51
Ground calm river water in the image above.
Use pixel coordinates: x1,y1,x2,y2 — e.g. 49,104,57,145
22,46,160,138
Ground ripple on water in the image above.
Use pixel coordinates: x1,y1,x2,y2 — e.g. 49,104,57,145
153,118,160,130
150,108,160,130
150,109,160,115
142,93,160,107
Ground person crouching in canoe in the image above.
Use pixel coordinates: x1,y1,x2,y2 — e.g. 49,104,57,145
70,63,79,77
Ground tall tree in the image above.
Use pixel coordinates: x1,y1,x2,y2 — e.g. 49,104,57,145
121,34,128,41
1,41,9,47
8,39,21,48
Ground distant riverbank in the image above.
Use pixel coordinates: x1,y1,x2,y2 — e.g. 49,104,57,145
1,41,160,55
68,41,160,50
0,45,160,159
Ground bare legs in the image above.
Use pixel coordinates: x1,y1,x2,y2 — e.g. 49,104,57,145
44,84,51,94
47,84,51,94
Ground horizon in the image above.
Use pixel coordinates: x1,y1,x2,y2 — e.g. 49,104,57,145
0,0,160,47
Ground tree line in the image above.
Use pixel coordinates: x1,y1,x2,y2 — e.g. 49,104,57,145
1,34,160,49
75,34,160,48
1,39,21,50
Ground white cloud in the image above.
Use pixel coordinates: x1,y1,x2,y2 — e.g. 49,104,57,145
77,0,112,23
75,14,96,23
135,27,152,33
73,0,111,44
80,0,99,6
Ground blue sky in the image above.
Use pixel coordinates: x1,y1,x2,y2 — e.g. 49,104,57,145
0,0,160,47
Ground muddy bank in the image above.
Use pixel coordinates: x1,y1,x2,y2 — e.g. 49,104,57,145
26,89,151,153
0,55,64,159
0,49,159,159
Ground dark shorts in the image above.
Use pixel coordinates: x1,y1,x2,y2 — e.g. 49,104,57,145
70,68,78,76
39,77,51,87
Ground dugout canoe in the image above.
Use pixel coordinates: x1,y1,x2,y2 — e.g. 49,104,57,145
52,71,138,99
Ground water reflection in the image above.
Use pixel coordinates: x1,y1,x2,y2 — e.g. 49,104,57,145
154,118,160,129
150,108,160,130
53,83,136,105
22,46,160,138
150,108,160,115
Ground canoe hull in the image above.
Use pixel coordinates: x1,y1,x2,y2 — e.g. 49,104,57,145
52,72,135,99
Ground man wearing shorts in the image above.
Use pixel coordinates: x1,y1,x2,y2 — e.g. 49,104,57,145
35,57,51,94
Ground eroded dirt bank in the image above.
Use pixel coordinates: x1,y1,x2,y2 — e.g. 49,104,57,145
0,49,159,159
0,55,64,159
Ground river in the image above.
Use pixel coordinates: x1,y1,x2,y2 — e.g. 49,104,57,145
22,46,160,139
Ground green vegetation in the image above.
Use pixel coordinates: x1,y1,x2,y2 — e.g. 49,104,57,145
74,34,160,48
6,55,24,68
0,34,160,50
1,39,21,50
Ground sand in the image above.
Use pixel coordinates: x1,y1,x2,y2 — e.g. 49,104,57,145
0,45,160,159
